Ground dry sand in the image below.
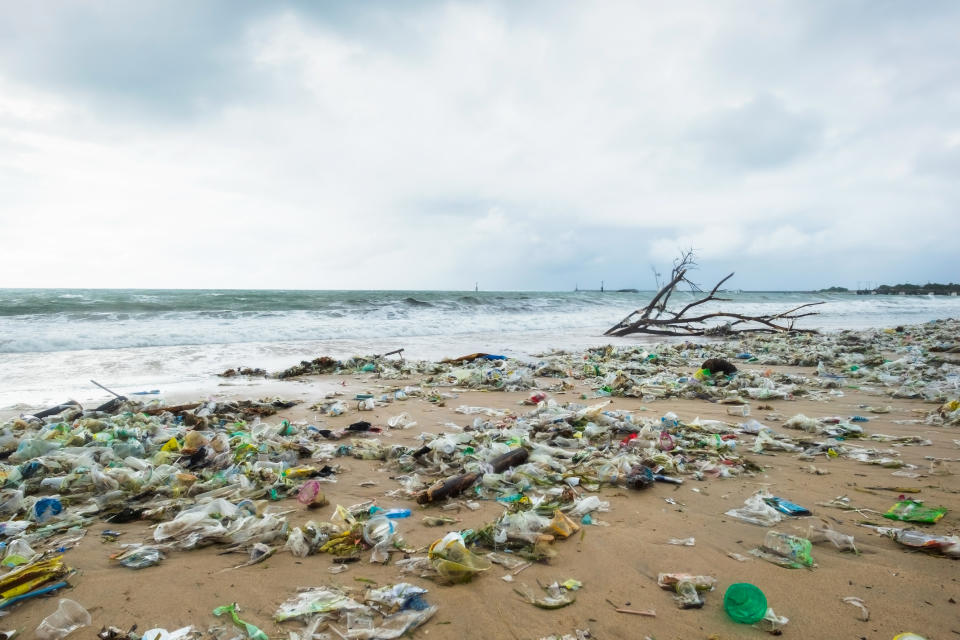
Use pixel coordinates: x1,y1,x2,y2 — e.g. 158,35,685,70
2,361,958,640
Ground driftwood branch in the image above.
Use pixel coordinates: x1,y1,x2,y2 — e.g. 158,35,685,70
605,253,822,337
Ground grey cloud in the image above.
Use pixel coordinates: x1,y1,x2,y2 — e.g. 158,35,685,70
0,1,433,119
1,2,958,290
691,94,823,170
0,3,253,118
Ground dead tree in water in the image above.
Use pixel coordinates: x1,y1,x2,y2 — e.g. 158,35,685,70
604,250,823,337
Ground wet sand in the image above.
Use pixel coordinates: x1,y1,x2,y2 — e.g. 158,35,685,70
2,359,958,640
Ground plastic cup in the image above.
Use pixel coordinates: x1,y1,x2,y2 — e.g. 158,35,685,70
723,583,767,624
35,599,91,640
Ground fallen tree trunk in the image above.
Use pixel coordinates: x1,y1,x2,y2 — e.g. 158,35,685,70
605,252,823,337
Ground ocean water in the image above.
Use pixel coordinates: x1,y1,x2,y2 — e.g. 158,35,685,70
2,288,958,408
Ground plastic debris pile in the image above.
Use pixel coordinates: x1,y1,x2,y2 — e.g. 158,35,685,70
0,317,957,638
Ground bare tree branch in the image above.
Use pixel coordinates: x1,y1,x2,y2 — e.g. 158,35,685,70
604,252,822,337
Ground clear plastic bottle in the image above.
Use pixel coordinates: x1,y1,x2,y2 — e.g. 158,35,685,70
763,531,815,566
894,529,960,557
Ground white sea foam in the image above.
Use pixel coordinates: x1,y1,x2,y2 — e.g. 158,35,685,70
1,288,958,409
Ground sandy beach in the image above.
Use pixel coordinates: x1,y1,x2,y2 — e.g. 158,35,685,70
1,321,958,640
4,1,960,637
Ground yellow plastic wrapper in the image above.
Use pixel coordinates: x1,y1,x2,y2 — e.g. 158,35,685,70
160,437,181,452
939,399,960,415
428,533,491,583
547,509,581,539
0,555,68,600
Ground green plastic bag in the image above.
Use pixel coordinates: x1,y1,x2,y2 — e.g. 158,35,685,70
883,500,947,524
212,603,268,640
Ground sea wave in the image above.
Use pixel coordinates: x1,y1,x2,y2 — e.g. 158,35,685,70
1,288,959,353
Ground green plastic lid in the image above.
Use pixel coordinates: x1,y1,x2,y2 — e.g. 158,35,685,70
723,583,768,624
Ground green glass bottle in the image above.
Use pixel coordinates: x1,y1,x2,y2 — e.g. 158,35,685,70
723,583,767,624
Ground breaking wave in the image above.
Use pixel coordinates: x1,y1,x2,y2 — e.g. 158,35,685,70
1,288,959,354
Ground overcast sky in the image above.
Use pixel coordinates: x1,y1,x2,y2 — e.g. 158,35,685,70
1,1,957,291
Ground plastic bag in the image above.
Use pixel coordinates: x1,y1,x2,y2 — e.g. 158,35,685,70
139,627,195,640
752,429,801,453
9,439,60,463
724,492,782,527
223,513,288,546
153,511,227,548
428,532,491,583
807,521,857,553
2,538,37,567
114,545,165,569
33,497,64,523
284,528,310,558
363,515,396,564
275,587,370,621
498,511,550,541
364,583,428,614
783,414,820,432
568,496,609,518
387,413,417,429
546,510,581,539
339,606,437,640
883,500,947,523
212,603,268,640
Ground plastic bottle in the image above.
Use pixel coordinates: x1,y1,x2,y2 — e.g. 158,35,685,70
653,473,683,485
723,583,768,623
369,506,412,519
763,531,815,566
893,529,960,557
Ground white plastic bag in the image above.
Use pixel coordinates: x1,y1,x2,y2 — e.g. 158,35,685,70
724,492,782,527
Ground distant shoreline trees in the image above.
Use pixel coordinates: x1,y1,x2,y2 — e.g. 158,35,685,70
873,283,960,295
841,283,960,295
819,283,959,295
